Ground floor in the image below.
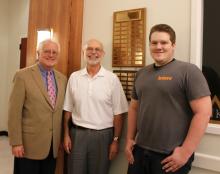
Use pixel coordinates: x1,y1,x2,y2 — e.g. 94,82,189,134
0,136,13,174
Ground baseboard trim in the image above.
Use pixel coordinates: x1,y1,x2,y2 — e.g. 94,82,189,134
193,152,220,172
0,131,8,136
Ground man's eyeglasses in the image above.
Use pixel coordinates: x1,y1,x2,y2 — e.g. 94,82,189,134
43,49,58,56
86,47,103,53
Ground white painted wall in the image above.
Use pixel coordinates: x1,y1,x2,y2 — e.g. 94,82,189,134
0,0,9,131
7,0,29,86
0,0,29,131
83,0,191,70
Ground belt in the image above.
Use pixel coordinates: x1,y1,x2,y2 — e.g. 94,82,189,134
71,123,113,131
72,123,91,130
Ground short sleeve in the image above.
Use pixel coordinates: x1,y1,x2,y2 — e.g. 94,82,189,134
185,64,211,101
132,77,138,100
63,76,74,112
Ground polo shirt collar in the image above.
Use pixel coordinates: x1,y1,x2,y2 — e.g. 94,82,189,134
81,66,105,77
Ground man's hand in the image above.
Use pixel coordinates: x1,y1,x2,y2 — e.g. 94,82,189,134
12,145,24,158
125,139,135,164
109,141,119,160
161,146,191,173
63,135,72,154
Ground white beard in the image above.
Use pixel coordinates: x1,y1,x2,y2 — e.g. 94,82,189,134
84,52,102,65
86,58,101,65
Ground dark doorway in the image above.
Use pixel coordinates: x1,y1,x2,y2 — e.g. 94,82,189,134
203,0,220,121
19,37,27,69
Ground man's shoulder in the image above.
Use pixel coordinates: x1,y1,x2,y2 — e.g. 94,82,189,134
174,60,200,71
136,64,153,75
173,59,193,66
54,69,67,81
100,67,119,81
69,68,84,78
102,67,116,75
14,64,38,77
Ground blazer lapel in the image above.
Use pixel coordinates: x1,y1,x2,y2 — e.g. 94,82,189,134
31,64,53,109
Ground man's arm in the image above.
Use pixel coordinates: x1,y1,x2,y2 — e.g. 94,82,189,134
63,111,72,154
109,114,123,160
8,73,25,157
162,96,212,172
125,99,139,164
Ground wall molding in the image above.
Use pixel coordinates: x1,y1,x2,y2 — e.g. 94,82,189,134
190,0,203,69
193,152,220,172
206,123,220,135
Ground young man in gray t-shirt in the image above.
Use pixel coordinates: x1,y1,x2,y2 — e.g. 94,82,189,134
125,24,212,174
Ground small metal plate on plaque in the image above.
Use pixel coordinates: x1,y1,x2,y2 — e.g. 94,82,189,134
113,70,137,100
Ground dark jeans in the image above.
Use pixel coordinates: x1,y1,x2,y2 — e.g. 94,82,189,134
127,145,194,174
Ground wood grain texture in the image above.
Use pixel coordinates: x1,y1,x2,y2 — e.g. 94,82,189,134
67,0,84,76
26,0,83,76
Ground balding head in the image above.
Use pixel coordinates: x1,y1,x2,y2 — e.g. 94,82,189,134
83,39,104,51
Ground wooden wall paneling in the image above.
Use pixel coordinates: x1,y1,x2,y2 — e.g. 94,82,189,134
26,0,50,67
67,0,84,77
26,0,71,76
27,0,83,76
49,0,71,76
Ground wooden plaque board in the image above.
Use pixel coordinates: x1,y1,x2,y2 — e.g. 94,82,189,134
112,8,146,67
114,70,137,100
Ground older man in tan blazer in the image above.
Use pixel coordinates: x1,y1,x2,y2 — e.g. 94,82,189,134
8,39,67,174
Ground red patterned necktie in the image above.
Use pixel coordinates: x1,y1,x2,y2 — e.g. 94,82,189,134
47,71,56,108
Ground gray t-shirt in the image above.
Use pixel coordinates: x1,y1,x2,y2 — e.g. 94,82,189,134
132,59,210,154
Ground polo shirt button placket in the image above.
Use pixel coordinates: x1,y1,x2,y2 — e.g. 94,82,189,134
88,79,92,96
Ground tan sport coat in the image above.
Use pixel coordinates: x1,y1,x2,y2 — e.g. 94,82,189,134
8,64,67,159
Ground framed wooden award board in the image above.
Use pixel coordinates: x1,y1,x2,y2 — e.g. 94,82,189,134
113,70,137,100
112,8,146,67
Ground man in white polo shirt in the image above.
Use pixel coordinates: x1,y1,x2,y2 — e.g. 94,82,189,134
63,39,128,174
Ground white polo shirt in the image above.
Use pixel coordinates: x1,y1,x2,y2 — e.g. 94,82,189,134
63,67,128,130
